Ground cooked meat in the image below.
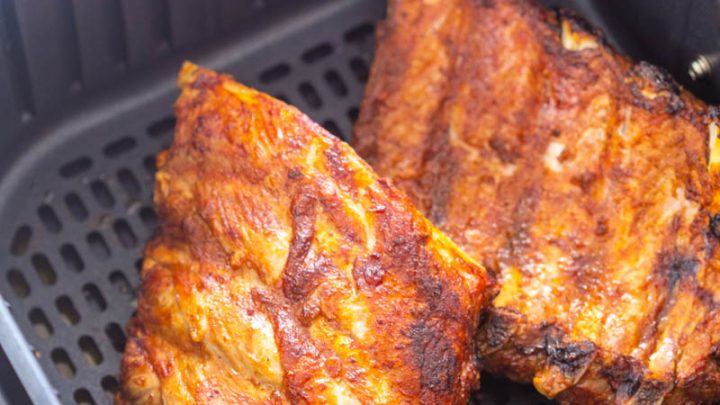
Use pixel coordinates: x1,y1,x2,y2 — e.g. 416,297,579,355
354,0,720,403
116,63,493,405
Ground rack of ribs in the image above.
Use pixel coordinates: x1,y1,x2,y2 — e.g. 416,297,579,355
354,0,720,403
116,63,494,404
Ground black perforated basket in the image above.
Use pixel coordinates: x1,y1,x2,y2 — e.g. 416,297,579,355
0,0,583,404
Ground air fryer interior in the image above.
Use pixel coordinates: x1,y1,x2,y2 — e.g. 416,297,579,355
0,0,718,404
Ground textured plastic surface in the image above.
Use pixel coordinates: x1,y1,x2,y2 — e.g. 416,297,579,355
0,0,553,404
0,0,294,149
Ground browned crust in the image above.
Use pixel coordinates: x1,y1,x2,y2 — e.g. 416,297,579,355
353,0,720,403
117,63,494,404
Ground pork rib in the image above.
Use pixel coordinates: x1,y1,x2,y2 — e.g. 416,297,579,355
354,1,720,403
116,63,493,404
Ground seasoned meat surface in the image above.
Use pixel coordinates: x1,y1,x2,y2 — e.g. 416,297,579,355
354,0,720,403
116,63,493,404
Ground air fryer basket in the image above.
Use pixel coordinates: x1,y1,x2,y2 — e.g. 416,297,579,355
2,0,716,404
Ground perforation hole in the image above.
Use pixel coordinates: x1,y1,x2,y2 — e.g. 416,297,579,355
7,269,30,297
109,271,131,295
56,296,81,326
114,219,137,248
117,169,141,197
59,157,92,178
78,336,103,366
349,58,369,83
102,376,119,400
38,205,62,233
347,107,359,123
322,120,343,138
83,283,107,312
87,232,111,260
28,308,53,338
90,180,115,208
301,43,333,63
299,82,322,108
324,70,348,97
31,253,57,285
139,206,157,230
143,155,156,174
259,63,290,83
74,388,95,405
51,348,76,378
105,322,126,352
60,244,84,272
65,193,89,221
11,225,32,256
344,23,374,46
148,116,176,138
274,93,290,103
103,136,137,158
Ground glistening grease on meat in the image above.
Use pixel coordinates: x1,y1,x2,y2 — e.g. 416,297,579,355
354,0,720,403
116,63,494,404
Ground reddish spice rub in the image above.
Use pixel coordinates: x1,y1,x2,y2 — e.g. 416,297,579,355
116,62,494,404
354,0,720,403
